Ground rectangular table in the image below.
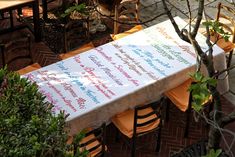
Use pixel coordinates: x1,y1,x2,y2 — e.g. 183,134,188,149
23,17,229,135
0,0,41,42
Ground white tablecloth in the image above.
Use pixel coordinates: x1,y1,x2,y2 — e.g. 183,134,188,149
24,17,229,135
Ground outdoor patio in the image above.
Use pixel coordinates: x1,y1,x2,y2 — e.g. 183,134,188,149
0,0,235,157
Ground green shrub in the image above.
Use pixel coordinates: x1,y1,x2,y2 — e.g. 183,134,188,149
0,67,69,157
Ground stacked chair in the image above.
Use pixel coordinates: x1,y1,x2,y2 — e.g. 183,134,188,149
0,34,41,75
111,100,163,157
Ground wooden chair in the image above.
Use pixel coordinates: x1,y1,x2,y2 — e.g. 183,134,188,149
111,100,163,157
41,0,64,20
0,11,14,29
164,79,213,138
59,42,94,60
95,0,140,34
95,0,117,16
210,2,235,68
67,123,108,157
114,0,140,34
111,24,143,40
0,34,41,75
63,19,90,53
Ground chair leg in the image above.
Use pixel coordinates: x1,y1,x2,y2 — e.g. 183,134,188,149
165,97,170,122
131,136,136,157
184,109,191,138
208,101,213,116
64,28,68,53
9,11,14,28
135,0,140,21
115,126,120,142
227,51,233,68
156,126,161,152
114,5,119,34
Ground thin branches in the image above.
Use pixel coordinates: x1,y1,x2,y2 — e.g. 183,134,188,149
192,0,204,38
161,0,190,42
197,111,235,156
161,0,235,152
215,64,235,78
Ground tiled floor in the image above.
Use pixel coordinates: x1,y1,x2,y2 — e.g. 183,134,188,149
1,1,235,156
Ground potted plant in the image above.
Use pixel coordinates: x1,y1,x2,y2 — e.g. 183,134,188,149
0,67,87,157
42,2,95,53
60,3,89,20
60,2,106,34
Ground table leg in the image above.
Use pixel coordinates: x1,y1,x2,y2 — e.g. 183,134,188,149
9,10,14,28
0,12,4,19
33,0,41,42
42,0,48,21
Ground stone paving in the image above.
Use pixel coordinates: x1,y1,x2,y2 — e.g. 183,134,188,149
139,0,235,106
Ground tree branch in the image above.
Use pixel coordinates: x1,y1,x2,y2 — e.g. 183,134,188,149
220,111,235,128
161,0,190,42
215,64,235,78
203,10,214,74
192,0,204,38
184,29,210,67
186,0,192,33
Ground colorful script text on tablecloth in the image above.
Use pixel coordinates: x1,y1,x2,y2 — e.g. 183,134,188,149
23,17,226,122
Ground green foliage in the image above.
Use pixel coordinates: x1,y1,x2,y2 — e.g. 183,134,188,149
189,72,217,112
61,3,88,18
203,149,222,157
0,68,87,157
202,20,231,41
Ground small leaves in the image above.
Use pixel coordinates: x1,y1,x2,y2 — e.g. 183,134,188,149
189,72,217,112
202,20,231,41
0,68,70,157
203,149,222,157
61,3,88,18
74,131,86,144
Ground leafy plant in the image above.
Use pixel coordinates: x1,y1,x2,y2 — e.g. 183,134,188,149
189,72,217,112
0,67,87,157
203,149,222,157
61,3,88,18
203,21,231,41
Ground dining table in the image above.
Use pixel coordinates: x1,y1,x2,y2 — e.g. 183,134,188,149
0,0,41,42
23,16,229,135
